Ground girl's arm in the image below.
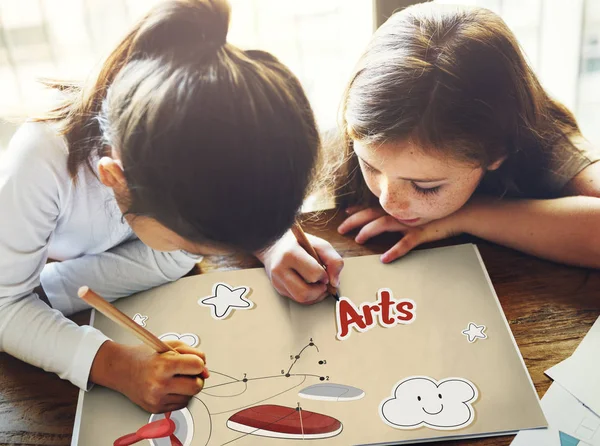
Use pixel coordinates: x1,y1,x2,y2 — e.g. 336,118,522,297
457,162,600,268
459,195,600,268
0,124,109,390
339,163,600,268
0,123,206,413
41,239,199,315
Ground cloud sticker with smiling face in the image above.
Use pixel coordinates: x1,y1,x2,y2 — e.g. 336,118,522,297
380,376,478,431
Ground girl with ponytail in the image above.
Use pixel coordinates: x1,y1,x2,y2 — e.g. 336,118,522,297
0,0,342,413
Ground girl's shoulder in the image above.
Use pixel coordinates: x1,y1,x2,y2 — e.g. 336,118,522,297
562,134,600,165
2,121,70,183
539,134,600,195
481,134,600,199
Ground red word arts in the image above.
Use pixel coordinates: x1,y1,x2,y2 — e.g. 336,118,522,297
335,288,416,341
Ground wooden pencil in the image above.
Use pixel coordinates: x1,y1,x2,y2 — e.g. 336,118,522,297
78,286,206,389
77,286,177,353
290,221,340,300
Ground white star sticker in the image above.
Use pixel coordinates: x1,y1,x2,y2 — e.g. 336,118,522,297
199,283,253,320
132,313,148,327
462,322,487,343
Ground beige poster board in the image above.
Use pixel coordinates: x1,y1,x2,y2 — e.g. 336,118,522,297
72,244,546,445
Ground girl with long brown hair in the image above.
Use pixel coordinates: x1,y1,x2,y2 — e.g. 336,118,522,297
0,0,342,414
334,3,600,268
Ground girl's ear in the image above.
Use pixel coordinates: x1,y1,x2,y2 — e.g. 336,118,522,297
97,156,129,198
487,156,507,171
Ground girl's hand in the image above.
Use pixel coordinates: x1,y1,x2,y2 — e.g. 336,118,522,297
256,229,344,304
91,340,209,414
338,206,465,263
337,206,390,235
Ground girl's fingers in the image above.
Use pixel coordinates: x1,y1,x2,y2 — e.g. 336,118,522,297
168,342,207,363
337,207,387,234
271,276,292,299
161,345,209,379
288,248,329,284
280,270,328,304
163,339,187,349
168,375,205,396
380,219,458,264
380,232,422,263
355,216,407,244
308,234,344,288
273,272,328,305
168,353,209,378
345,205,364,215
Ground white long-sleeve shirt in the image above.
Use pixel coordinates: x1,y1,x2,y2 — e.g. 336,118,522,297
0,122,200,390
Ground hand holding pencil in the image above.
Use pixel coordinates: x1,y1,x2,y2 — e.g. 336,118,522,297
290,222,340,300
81,287,209,414
256,222,344,304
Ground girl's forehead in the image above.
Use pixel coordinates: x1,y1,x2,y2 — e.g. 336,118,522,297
353,139,478,178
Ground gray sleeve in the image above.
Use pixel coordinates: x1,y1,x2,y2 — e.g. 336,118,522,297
41,240,201,315
0,123,109,390
543,134,600,193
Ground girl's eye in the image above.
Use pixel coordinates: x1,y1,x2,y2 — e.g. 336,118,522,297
412,183,442,195
361,162,377,174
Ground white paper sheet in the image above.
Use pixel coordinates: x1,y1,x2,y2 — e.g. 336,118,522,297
511,383,600,446
546,316,600,417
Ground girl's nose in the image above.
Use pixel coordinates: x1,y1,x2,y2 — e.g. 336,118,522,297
379,181,410,215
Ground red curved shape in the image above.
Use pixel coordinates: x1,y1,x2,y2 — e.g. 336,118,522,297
228,404,342,435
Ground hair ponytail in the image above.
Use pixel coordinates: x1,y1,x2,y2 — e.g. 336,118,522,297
36,0,232,180
37,0,320,253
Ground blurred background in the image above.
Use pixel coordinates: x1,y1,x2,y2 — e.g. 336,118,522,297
0,0,598,152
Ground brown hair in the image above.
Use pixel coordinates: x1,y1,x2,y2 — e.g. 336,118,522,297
335,3,581,207
35,0,320,253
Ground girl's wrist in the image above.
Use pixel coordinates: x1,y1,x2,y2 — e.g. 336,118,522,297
457,195,491,235
254,228,290,264
89,340,130,393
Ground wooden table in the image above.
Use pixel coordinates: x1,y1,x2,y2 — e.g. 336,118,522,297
1,209,598,446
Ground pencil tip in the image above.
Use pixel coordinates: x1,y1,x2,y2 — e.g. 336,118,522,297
333,292,340,301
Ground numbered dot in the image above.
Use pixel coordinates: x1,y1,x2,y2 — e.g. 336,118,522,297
318,360,324,365
319,377,325,381
242,378,248,383
295,355,300,359
285,373,291,377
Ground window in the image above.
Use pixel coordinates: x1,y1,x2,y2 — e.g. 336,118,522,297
436,0,600,146
0,0,373,150
579,0,600,146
